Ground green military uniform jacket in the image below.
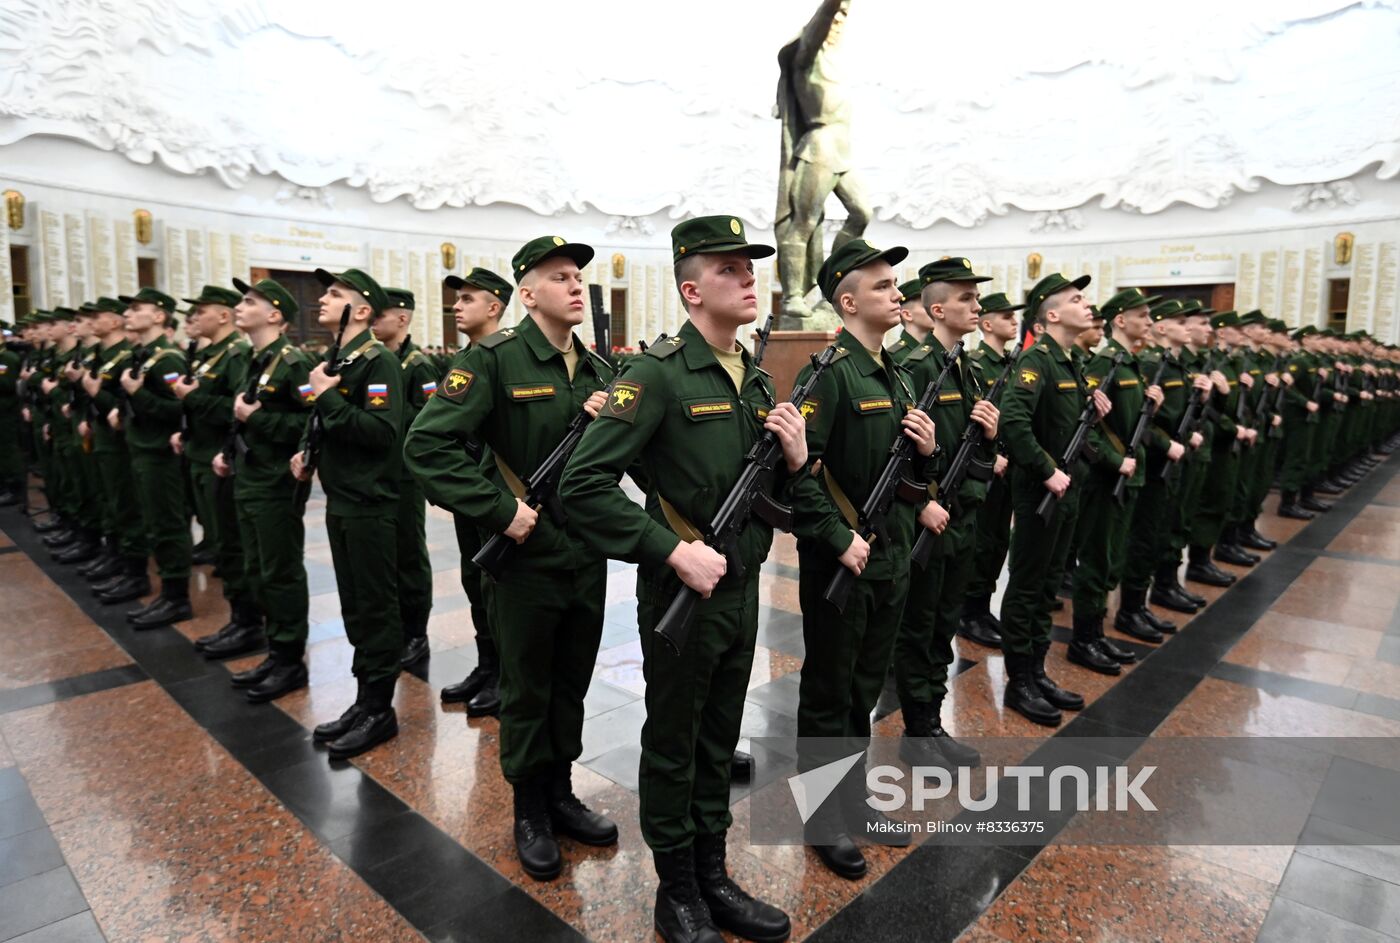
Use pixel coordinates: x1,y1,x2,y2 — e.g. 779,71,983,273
396,340,440,482
887,328,924,365
310,328,404,515
89,340,133,453
235,336,313,501
126,335,187,453
67,344,99,446
182,332,252,464
1084,337,1148,487
404,314,612,571
557,318,785,611
999,331,1092,482
1139,346,1189,464
790,328,926,582
44,344,82,448
901,334,996,513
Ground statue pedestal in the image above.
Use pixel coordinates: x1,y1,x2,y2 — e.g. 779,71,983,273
752,329,838,399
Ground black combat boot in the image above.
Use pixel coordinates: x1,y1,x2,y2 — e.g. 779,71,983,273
514,779,562,881
245,644,309,703
314,678,365,742
926,696,980,766
653,847,722,942
95,558,151,604
129,577,193,629
1002,650,1061,727
1186,546,1235,587
1031,642,1084,711
1238,521,1277,551
1299,486,1332,513
1067,614,1121,675
957,595,1003,648
327,674,399,760
441,633,498,703
399,611,431,667
695,831,791,942
1278,491,1316,520
547,763,618,846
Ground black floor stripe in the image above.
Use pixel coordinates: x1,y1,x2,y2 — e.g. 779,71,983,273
0,507,583,943
0,664,148,716
0,545,19,555
806,454,1399,943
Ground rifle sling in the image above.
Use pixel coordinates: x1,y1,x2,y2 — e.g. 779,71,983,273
823,467,862,531
658,495,705,543
493,453,528,500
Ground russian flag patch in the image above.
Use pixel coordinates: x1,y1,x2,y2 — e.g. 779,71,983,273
163,371,180,385
367,382,390,410
297,383,316,402
421,380,437,397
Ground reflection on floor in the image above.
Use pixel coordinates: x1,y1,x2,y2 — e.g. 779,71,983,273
3,464,1400,943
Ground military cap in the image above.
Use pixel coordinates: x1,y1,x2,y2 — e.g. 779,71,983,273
670,216,774,266
232,276,299,320
445,267,514,306
817,239,909,303
1176,299,1206,317
1024,272,1092,320
918,256,992,285
183,284,243,308
1237,309,1267,327
384,287,415,311
898,279,923,304
1088,304,1104,322
1100,287,1162,320
50,306,78,322
89,297,125,315
979,292,1027,313
1209,310,1240,330
313,267,388,314
511,236,595,283
1292,325,1319,340
1150,299,1186,321
118,287,177,313
1268,318,1289,332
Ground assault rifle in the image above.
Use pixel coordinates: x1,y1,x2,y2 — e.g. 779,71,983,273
824,341,964,613
1036,348,1126,523
291,304,351,509
1112,354,1170,503
655,343,841,652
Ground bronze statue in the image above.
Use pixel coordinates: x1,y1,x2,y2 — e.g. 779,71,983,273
774,0,872,328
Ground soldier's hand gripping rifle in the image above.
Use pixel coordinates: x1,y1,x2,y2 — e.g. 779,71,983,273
1162,350,1218,483
654,343,841,653
221,350,273,470
1036,348,1126,524
589,284,613,369
824,341,965,613
119,346,152,427
1260,354,1287,441
176,337,199,443
910,351,1014,570
1305,359,1332,424
1112,354,1170,504
473,329,664,583
291,304,351,510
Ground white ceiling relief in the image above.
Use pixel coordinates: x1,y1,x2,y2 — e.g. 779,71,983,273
1,0,1398,227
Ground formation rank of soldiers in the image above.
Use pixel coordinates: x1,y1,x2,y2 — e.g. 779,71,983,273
2,217,1398,943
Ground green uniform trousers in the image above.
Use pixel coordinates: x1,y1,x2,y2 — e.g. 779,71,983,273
325,511,402,684
452,513,493,644
637,576,758,851
190,465,247,601
491,563,605,784
0,413,21,489
1123,463,1177,592
1309,412,1341,481
797,553,908,744
1190,445,1240,549
1279,417,1316,492
1165,452,1209,565
237,498,308,654
1228,441,1262,525
1242,434,1282,522
130,448,192,579
894,515,977,705
966,472,1012,604
93,449,145,558
395,477,434,623
1071,475,1138,618
1000,468,1082,656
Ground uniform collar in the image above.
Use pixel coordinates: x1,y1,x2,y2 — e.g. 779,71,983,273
254,335,289,358
397,338,419,362
517,313,591,372
201,332,237,356
339,329,373,357
677,320,763,388
896,328,924,352
1106,337,1137,364
978,339,1006,363
835,328,885,377
1035,331,1071,364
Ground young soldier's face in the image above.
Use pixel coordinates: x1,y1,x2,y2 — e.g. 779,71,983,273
1158,318,1189,346
234,294,272,333
318,283,371,327
74,316,96,342
1244,323,1269,345
191,304,229,338
123,303,158,334
981,309,1018,344
843,261,902,330
899,299,934,333
1184,315,1210,347
1218,326,1241,347
1046,287,1091,331
689,253,759,325
453,288,499,336
371,308,410,343
1116,305,1152,343
524,257,586,326
1080,322,1103,346
933,280,981,334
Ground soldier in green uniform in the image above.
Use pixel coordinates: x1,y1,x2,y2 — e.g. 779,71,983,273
1184,311,1260,583
560,216,799,943
891,278,933,357
291,268,405,759
789,239,939,879
997,273,1112,726
436,269,508,715
38,308,91,560
405,238,619,881
78,300,148,595
369,288,438,667
1057,304,1105,600
891,257,999,770
170,286,254,645
1070,288,1171,665
113,288,194,627
1305,330,1347,508
58,306,108,566
212,278,315,699
1157,301,1214,604
1224,311,1285,554
960,292,1025,647
19,313,57,523
1278,326,1325,518
0,320,21,505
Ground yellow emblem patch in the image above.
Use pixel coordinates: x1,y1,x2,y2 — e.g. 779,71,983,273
1018,368,1040,389
729,218,742,235
799,399,819,420
440,368,475,403
601,380,643,422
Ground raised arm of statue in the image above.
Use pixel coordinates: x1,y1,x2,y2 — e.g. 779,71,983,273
794,0,849,72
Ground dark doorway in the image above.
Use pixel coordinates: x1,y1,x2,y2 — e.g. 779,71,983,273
137,258,157,290
1140,283,1234,312
9,244,30,318
1327,279,1349,333
255,268,327,345
441,282,457,347
610,288,628,350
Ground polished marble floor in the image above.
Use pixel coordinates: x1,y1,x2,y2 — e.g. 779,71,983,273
3,461,1400,943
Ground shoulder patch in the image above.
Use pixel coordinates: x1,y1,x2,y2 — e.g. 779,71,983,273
798,398,820,421
601,380,644,421
1085,375,1102,390
830,348,851,364
1017,367,1040,390
904,344,935,364
440,368,475,403
477,328,519,350
646,335,686,359
365,382,391,410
